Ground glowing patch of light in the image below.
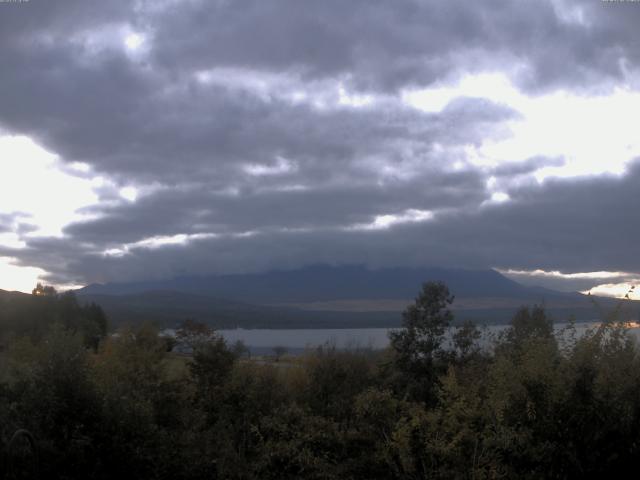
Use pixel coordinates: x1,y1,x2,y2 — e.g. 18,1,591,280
124,33,144,51
482,88,640,180
403,73,521,114
490,192,510,203
194,67,286,101
481,173,511,205
120,186,138,202
402,87,453,113
0,135,99,237
499,269,635,280
64,162,91,175
102,247,127,258
136,234,191,248
451,160,466,171
403,73,640,181
273,184,309,192
103,232,219,257
583,282,640,300
290,91,308,103
338,85,373,108
55,283,86,292
276,226,315,234
244,157,296,176
231,230,259,238
349,209,434,231
194,68,380,109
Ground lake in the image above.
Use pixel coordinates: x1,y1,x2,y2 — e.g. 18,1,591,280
216,322,640,354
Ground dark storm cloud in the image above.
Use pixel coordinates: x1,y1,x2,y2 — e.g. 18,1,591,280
63,166,487,245
1,45,516,185
149,0,640,93
57,95,513,246
0,0,635,183
2,0,640,286
414,160,640,275
0,0,128,41
6,158,640,287
1,0,638,179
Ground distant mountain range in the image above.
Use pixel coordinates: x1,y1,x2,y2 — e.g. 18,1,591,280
74,265,635,329
79,265,557,302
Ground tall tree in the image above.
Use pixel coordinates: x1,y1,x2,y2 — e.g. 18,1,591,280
388,281,454,403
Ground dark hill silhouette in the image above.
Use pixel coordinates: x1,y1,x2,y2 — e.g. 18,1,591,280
76,290,401,329
0,288,108,347
78,265,574,303
0,289,30,300
70,265,630,328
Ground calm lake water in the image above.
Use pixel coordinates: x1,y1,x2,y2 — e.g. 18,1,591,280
215,322,640,354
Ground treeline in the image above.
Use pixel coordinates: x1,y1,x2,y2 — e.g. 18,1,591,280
0,284,107,350
1,282,640,479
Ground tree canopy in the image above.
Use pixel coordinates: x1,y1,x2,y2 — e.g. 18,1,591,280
1,281,640,479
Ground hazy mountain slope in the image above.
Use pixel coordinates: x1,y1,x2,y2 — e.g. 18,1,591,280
77,290,401,329
0,289,30,300
76,289,625,329
73,265,633,328
78,265,570,303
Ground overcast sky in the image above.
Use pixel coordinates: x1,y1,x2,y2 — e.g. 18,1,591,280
1,0,640,296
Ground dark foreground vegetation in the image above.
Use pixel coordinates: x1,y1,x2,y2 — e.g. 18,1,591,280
1,282,640,479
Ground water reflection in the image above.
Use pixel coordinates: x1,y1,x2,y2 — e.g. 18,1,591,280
215,321,640,353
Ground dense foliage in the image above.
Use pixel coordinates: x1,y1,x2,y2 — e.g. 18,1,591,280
1,282,640,479
0,285,107,350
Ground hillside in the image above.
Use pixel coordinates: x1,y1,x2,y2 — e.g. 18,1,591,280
79,265,567,301
75,266,631,328
0,288,108,346
77,290,399,329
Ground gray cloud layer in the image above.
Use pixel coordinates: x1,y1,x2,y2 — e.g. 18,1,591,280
1,0,640,288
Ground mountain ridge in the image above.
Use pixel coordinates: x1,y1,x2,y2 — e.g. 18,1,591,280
78,264,577,303
72,265,621,328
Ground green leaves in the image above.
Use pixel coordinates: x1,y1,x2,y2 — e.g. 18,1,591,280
388,281,456,403
2,280,640,478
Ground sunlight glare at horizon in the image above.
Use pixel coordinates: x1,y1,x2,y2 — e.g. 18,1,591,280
0,135,103,291
0,257,46,293
584,282,640,301
500,268,640,299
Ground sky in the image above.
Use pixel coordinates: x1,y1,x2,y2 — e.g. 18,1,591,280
1,0,640,297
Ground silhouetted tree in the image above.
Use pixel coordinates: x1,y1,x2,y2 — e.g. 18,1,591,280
388,281,454,403
452,319,482,361
272,345,288,362
176,318,216,352
31,283,57,297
